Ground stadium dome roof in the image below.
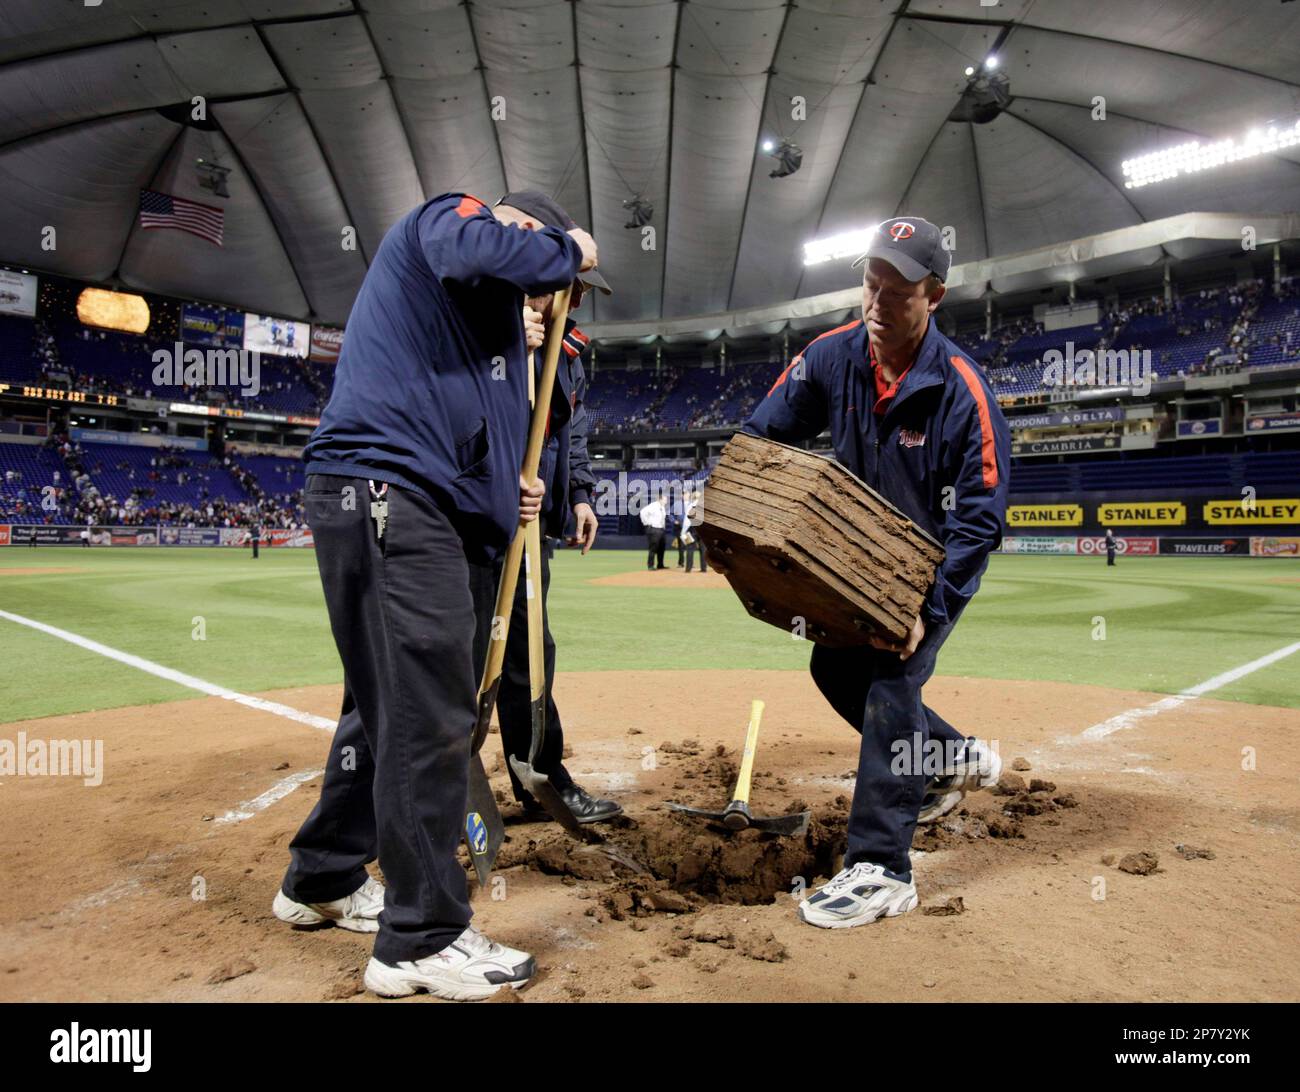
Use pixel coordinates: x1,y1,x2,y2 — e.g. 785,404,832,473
0,0,1297,329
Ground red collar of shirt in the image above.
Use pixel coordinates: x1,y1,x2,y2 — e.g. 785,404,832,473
869,338,912,416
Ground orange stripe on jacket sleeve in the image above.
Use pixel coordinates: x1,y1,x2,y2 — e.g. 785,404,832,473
766,318,863,396
455,194,486,218
948,355,998,489
767,355,801,395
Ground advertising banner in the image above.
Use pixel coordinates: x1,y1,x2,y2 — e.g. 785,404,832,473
8,525,87,545
1250,536,1300,557
1006,407,1122,429
0,269,38,317
1000,536,1079,554
1007,504,1084,527
267,527,315,548
1096,502,1186,526
95,527,158,546
0,525,9,546
309,326,343,364
1203,498,1300,525
1245,412,1300,433
160,527,221,546
1077,536,1158,556
1012,436,1119,456
1159,537,1247,555
1176,419,1221,438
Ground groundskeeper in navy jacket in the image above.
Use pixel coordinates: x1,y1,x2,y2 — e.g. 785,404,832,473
306,192,583,553
744,316,1011,627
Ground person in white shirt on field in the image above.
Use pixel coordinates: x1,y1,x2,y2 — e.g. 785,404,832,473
639,492,668,570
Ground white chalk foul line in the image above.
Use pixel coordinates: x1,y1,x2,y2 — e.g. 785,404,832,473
1080,639,1300,741
0,608,337,822
215,768,326,824
0,608,336,731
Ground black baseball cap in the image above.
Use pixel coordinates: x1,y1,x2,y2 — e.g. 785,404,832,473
851,216,951,283
496,189,611,294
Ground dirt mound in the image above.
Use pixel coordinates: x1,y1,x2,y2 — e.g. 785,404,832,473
491,804,846,906
484,751,1076,906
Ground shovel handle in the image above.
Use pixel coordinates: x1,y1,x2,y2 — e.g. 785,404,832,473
471,290,571,745
731,699,764,808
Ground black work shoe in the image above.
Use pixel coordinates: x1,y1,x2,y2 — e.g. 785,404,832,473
518,784,623,825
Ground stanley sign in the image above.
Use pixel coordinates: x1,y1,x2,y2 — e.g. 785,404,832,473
1096,502,1186,526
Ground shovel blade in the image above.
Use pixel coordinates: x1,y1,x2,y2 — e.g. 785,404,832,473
509,756,600,843
464,757,505,886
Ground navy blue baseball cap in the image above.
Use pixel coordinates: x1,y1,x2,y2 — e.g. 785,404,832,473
496,190,611,294
851,216,951,283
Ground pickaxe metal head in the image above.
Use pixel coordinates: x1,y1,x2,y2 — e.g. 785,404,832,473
666,798,811,838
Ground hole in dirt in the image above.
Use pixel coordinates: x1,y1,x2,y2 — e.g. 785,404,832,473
472,755,1075,909
486,746,851,906
511,807,848,906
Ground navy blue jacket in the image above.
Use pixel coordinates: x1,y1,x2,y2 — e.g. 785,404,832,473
305,193,582,553
743,317,1010,627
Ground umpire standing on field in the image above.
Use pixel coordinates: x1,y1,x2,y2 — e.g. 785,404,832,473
743,216,1010,931
271,190,598,1001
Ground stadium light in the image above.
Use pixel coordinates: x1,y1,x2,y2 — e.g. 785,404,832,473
964,66,975,77
761,139,775,153
802,225,877,266
984,55,998,70
1121,119,1300,188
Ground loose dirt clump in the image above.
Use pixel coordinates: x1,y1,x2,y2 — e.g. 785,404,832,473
498,804,847,907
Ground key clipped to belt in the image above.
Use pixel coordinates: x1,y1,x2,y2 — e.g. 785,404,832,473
368,480,389,544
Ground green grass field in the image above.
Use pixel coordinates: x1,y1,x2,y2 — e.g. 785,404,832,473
1,548,1297,723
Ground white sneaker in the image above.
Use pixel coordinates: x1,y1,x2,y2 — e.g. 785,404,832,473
798,862,918,929
917,738,1003,824
364,925,535,1001
272,876,384,934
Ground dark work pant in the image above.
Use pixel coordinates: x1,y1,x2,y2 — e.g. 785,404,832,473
676,533,685,566
1107,549,1115,566
282,474,475,964
685,538,708,572
646,529,665,569
809,620,966,876
469,540,573,802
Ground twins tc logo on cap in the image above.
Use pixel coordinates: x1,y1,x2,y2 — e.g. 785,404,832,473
851,215,951,282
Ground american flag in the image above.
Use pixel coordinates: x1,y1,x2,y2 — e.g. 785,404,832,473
138,189,224,246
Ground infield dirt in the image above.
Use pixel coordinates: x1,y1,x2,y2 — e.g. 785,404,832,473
2,670,1296,1002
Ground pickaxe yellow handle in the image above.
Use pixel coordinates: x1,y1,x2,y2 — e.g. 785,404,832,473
731,699,765,807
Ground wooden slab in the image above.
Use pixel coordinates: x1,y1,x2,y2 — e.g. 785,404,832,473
697,433,944,646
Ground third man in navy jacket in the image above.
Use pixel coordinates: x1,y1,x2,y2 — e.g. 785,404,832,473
743,216,1011,931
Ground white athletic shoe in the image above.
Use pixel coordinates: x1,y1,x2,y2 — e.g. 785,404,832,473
272,875,385,934
797,862,918,929
363,925,535,1001
917,738,1003,824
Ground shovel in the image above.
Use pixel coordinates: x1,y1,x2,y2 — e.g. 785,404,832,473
667,700,810,837
462,285,589,884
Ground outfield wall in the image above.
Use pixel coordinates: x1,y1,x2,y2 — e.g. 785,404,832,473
999,535,1299,557
0,525,313,547
2,523,1295,558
